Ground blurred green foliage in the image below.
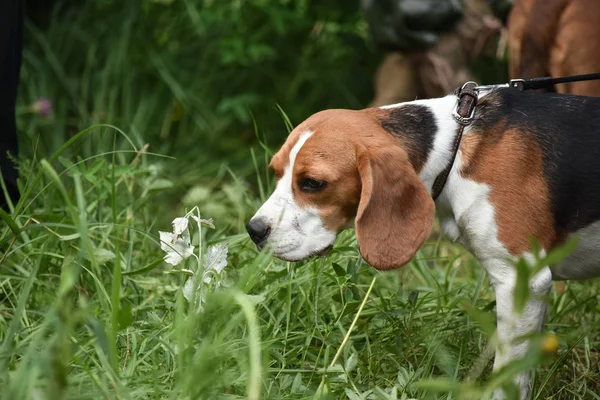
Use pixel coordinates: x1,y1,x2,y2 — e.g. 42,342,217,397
20,0,379,164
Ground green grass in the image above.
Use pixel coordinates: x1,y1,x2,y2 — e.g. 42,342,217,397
2,129,600,399
3,1,600,398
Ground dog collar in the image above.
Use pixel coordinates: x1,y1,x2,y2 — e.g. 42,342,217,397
431,82,479,200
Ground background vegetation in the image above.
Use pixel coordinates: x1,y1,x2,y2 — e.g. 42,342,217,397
2,0,599,399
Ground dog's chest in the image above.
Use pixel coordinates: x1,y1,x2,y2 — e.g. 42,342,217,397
437,165,511,262
438,205,507,263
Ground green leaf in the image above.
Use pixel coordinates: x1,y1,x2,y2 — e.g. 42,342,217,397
408,290,419,309
335,275,350,286
540,236,579,267
344,352,357,372
344,287,354,302
58,254,78,297
291,373,302,393
57,156,75,170
331,262,346,277
341,301,361,317
344,389,362,400
146,178,174,191
465,303,496,337
513,258,531,314
246,293,265,305
90,248,116,265
331,293,343,304
528,236,541,261
86,316,111,361
58,233,81,241
118,302,133,330
123,259,163,276
0,209,20,236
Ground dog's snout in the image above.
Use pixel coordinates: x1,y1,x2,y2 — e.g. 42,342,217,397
246,218,271,245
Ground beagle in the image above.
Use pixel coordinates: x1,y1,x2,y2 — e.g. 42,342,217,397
246,87,600,399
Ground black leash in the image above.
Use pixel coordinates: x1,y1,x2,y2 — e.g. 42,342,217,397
511,72,600,91
478,72,600,92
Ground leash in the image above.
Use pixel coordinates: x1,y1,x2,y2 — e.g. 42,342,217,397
479,72,600,92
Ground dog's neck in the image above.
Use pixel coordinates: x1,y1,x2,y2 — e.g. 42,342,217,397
380,95,462,201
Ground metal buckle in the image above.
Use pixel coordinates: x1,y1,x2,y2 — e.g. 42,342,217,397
452,81,478,126
452,101,476,125
460,81,479,91
476,83,509,91
509,78,525,90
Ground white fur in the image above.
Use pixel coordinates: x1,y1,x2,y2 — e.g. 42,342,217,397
250,131,336,261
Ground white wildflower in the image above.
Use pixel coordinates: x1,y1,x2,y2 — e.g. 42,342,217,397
183,278,205,303
159,219,195,266
159,206,229,311
172,217,189,236
205,242,228,274
183,242,229,307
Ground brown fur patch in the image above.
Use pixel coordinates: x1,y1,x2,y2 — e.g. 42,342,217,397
292,155,360,232
353,143,435,270
460,126,556,254
289,109,386,232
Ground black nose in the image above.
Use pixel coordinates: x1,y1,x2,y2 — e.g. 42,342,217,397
246,218,271,244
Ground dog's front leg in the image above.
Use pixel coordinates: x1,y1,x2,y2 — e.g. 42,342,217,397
483,259,553,400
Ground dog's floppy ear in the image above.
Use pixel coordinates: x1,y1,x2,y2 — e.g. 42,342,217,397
355,144,435,270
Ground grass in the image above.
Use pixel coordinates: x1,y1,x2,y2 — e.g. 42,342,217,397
3,1,600,399
2,127,600,399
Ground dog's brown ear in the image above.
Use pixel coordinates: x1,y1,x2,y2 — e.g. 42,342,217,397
355,144,435,270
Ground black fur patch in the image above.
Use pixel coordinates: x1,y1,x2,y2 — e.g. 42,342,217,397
473,89,600,235
379,104,436,170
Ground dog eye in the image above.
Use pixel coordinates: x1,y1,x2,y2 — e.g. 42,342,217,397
299,178,327,193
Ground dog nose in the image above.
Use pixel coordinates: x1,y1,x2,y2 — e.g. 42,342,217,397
246,218,271,244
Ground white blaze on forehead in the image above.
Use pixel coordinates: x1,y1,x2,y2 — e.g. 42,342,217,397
280,131,314,189
253,130,314,223
251,129,337,261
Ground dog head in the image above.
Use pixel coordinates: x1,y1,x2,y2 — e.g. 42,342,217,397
246,108,435,270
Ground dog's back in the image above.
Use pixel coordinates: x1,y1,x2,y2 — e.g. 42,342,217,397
474,89,600,239
508,0,600,96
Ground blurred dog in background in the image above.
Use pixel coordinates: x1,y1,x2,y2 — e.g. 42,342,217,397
507,0,600,96
366,0,600,103
362,0,506,107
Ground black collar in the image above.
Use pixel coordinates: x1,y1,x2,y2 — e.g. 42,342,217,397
431,82,479,200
